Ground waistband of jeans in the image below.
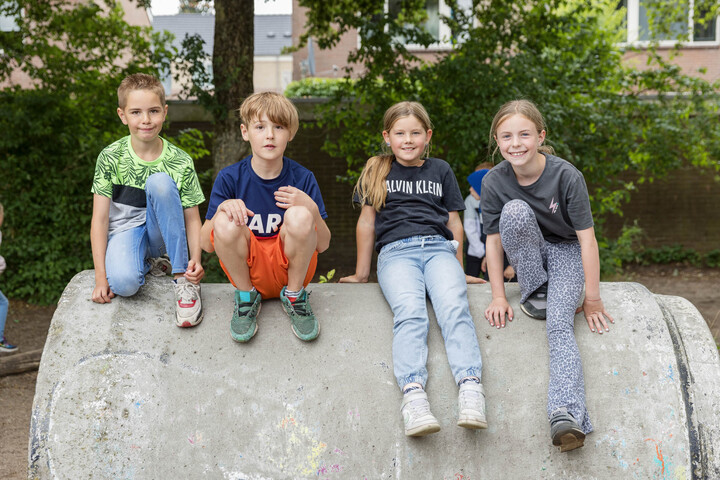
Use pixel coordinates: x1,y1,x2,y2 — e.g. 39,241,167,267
382,235,447,251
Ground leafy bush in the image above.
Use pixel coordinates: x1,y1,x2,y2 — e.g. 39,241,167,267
285,78,355,98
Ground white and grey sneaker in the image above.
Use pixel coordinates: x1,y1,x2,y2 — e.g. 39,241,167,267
174,277,202,327
457,379,488,429
149,254,172,277
400,389,441,436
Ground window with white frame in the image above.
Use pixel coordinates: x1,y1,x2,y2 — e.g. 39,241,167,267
621,0,718,45
387,0,474,50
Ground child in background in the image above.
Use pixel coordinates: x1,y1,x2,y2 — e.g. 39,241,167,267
200,92,330,342
340,101,487,437
481,99,614,452
90,73,205,328
463,162,492,277
466,165,516,282
0,203,18,353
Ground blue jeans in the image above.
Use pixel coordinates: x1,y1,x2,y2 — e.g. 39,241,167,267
0,289,8,339
377,235,483,389
106,173,188,297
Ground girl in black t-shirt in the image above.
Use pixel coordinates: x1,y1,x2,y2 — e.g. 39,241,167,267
482,99,614,452
339,101,487,437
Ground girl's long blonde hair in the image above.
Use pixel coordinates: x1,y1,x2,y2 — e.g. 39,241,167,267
354,101,433,211
488,99,554,161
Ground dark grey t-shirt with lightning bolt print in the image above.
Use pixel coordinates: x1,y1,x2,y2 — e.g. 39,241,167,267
480,154,593,243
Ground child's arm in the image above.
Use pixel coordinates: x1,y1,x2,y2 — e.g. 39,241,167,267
484,233,514,327
183,206,205,284
274,186,330,253
447,211,485,284
339,205,376,283
577,226,614,333
90,194,115,303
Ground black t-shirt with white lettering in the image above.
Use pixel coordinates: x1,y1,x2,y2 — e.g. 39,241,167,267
357,157,466,252
480,154,593,243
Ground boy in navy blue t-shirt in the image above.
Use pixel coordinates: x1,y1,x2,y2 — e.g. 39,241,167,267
200,92,331,342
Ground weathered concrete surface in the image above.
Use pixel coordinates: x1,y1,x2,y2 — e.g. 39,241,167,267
29,271,720,479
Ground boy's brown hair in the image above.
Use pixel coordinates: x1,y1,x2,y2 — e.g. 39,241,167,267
239,92,299,138
117,73,166,109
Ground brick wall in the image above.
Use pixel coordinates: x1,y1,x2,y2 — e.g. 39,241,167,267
601,168,720,253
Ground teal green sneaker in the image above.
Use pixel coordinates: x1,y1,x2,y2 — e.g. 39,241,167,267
280,287,319,341
230,289,261,342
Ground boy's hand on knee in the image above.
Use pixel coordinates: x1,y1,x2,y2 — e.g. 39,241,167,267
218,199,254,226
185,259,205,284
92,281,115,304
274,186,317,212
465,274,487,284
485,297,513,328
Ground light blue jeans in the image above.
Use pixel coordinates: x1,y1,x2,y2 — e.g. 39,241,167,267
106,173,188,297
0,289,8,339
377,235,483,389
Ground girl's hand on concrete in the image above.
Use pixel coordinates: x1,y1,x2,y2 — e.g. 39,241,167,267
485,297,513,328
466,274,486,284
218,199,254,226
339,274,368,283
92,281,115,304
582,297,614,334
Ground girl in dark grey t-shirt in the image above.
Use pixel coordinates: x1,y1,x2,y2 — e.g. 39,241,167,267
339,101,487,438
482,100,614,453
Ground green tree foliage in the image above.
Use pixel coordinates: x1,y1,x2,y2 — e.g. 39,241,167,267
0,0,174,303
298,0,720,270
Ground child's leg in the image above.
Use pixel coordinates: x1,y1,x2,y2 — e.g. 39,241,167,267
377,239,431,389
145,173,188,276
0,289,8,337
105,226,148,297
546,242,593,434
499,199,547,303
423,238,483,384
279,206,317,292
212,212,253,291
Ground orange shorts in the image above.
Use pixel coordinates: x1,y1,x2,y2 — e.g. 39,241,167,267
211,230,318,299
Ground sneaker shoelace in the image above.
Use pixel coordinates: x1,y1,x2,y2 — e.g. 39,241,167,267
289,292,313,316
176,282,198,305
236,297,257,316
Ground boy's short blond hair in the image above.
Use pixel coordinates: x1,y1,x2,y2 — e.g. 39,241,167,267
239,92,299,138
117,73,166,109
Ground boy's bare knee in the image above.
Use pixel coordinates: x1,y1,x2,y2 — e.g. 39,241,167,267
282,206,314,237
213,214,248,244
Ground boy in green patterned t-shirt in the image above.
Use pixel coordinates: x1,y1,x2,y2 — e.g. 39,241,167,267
90,73,205,327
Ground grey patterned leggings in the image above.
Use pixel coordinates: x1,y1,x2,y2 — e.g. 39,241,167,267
499,199,593,434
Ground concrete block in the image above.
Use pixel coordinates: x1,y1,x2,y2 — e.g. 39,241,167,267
29,272,720,479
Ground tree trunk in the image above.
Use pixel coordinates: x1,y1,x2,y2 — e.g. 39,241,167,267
212,0,254,175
